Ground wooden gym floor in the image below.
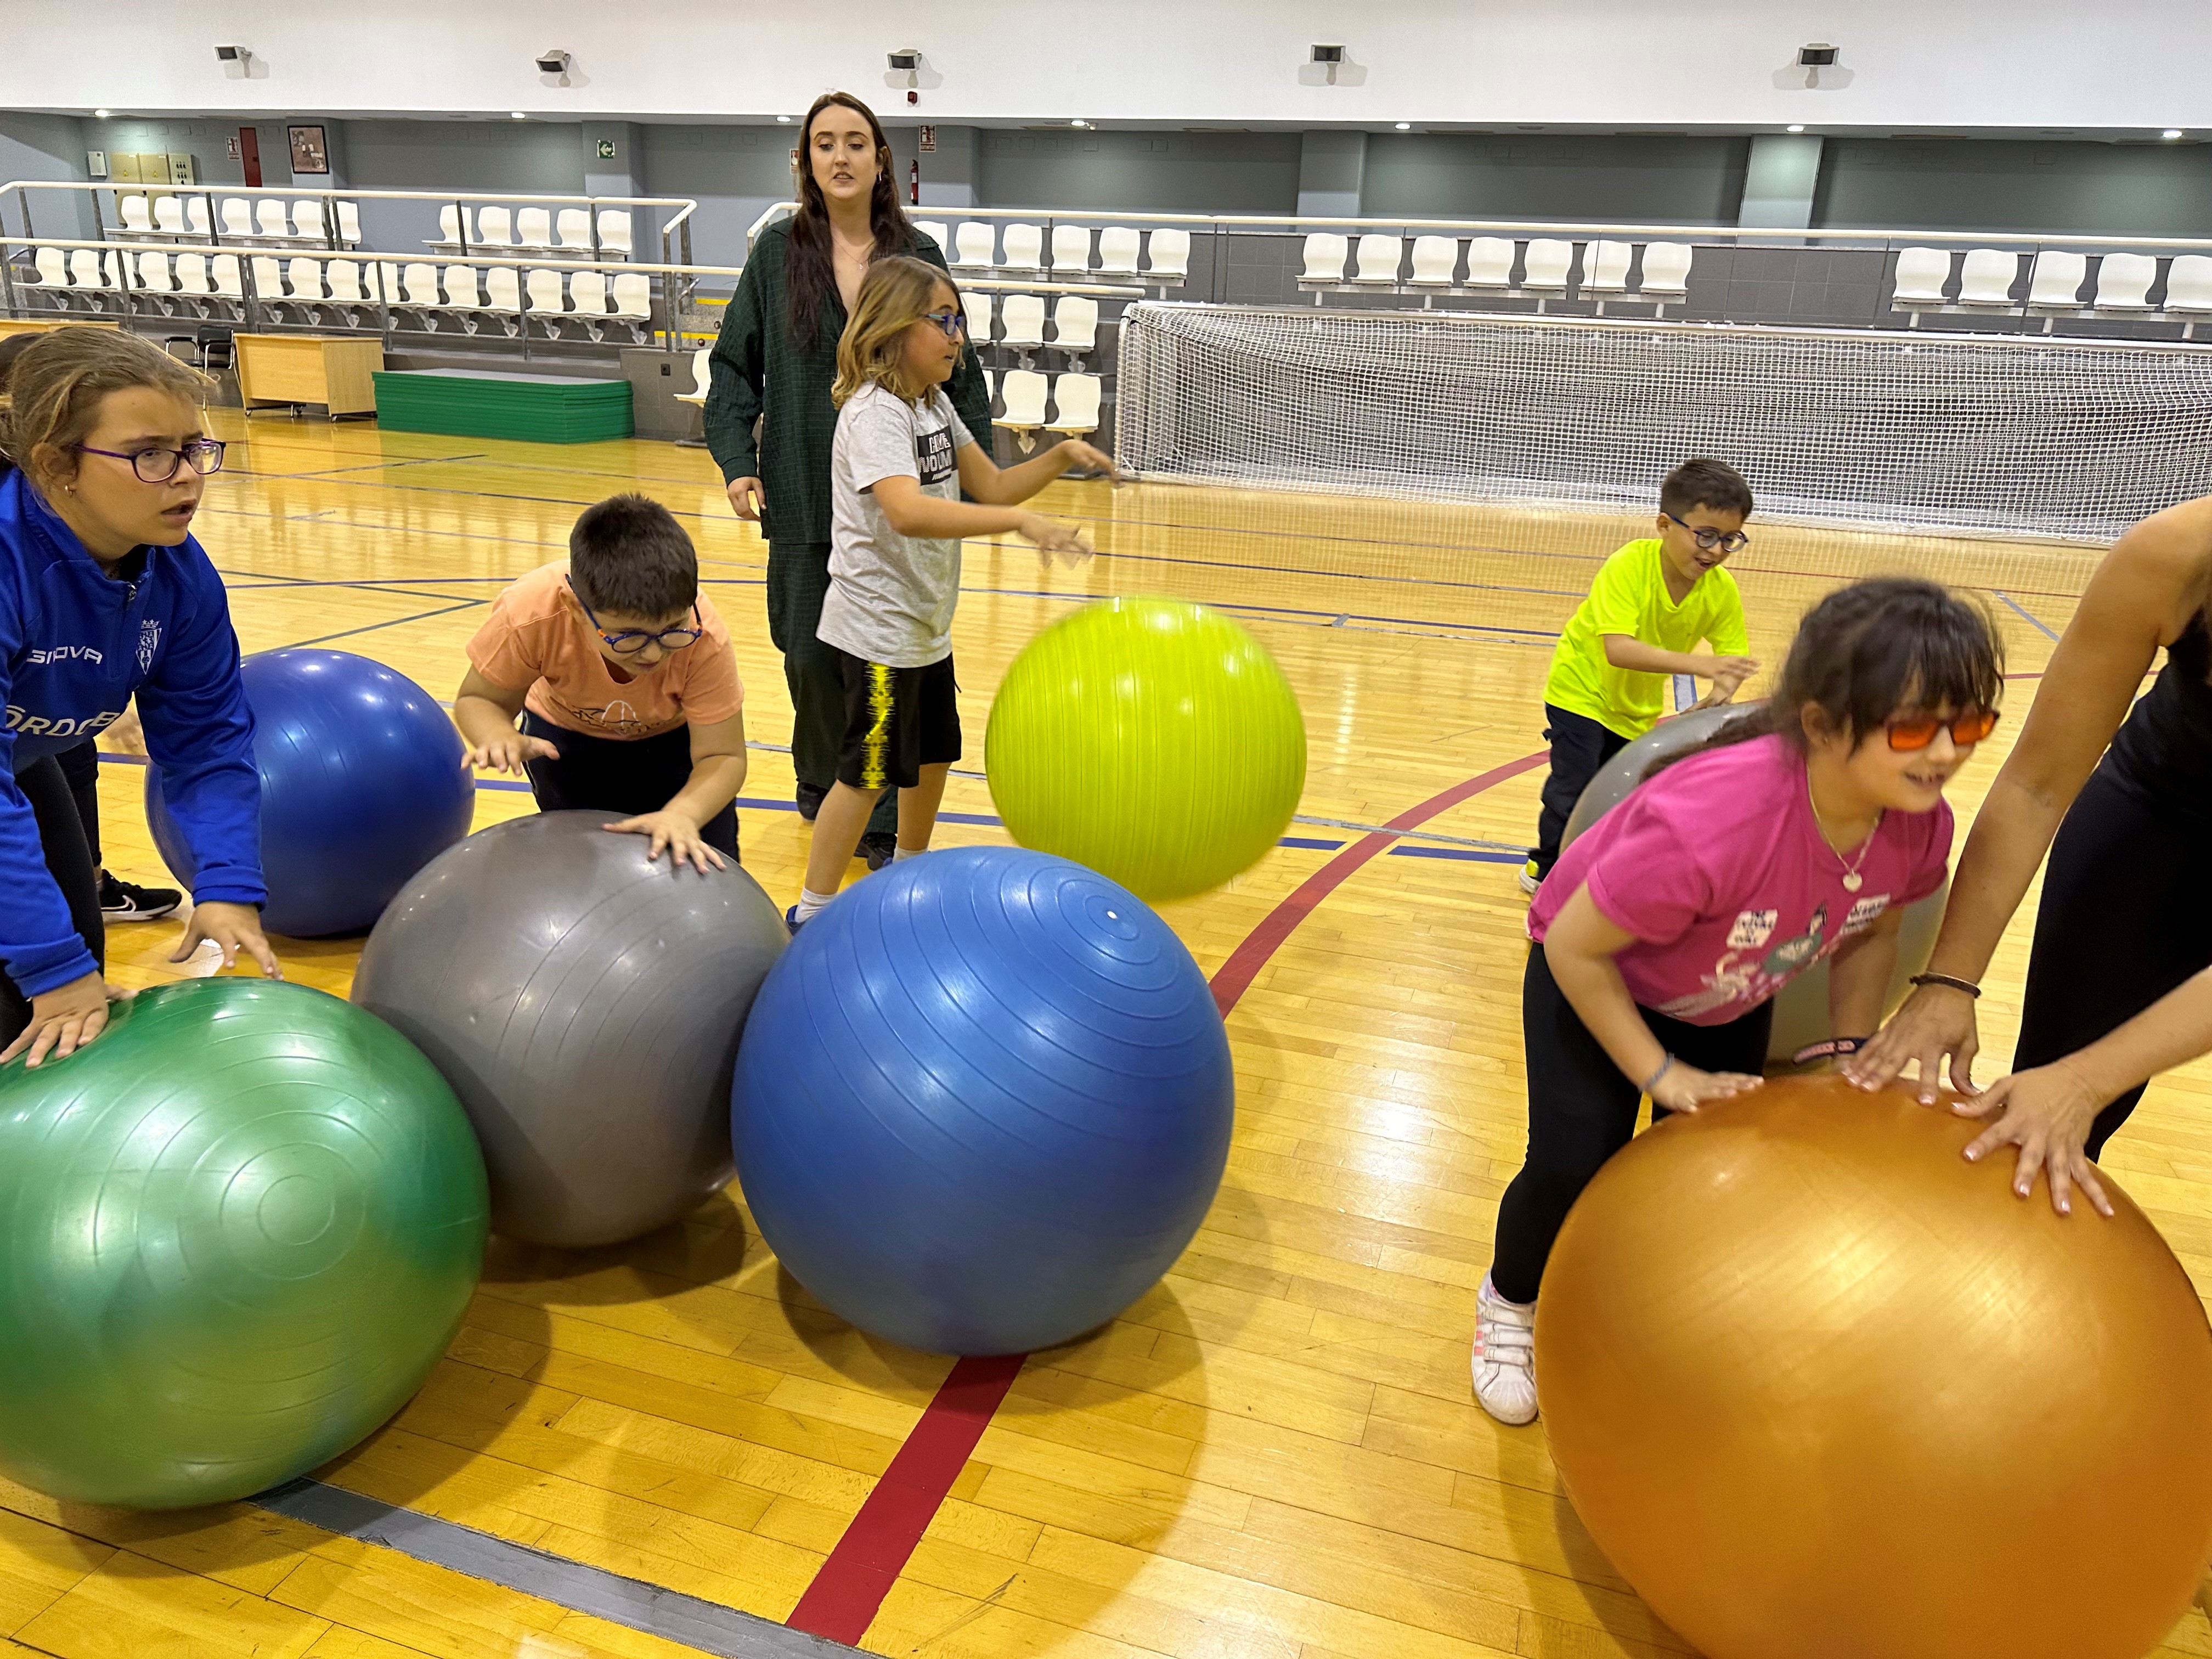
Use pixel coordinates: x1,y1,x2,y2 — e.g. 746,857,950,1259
3,409,2208,1659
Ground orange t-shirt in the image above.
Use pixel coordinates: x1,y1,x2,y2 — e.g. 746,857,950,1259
466,561,743,740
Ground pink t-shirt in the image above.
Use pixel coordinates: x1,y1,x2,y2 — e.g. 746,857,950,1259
1528,732,1953,1026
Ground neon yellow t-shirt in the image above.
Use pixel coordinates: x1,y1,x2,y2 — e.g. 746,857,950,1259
1543,538,1748,739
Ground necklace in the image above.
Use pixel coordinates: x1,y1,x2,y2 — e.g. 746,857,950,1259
1808,774,1880,893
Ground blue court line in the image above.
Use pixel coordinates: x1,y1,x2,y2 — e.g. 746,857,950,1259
1991,590,2063,642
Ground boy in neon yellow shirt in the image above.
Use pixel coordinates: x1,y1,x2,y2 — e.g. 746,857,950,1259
1522,458,1760,894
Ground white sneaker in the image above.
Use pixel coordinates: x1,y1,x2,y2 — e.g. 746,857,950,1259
1518,859,1541,897
1471,1274,1538,1425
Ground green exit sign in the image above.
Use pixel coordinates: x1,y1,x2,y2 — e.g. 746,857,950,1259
596,138,616,159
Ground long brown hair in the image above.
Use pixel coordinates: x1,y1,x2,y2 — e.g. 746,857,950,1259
0,326,211,490
833,257,956,408
786,92,912,349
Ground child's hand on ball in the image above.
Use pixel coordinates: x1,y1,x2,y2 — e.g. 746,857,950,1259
1650,1062,1763,1115
465,733,557,775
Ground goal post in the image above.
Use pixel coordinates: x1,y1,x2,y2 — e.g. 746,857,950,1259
1113,302,2212,543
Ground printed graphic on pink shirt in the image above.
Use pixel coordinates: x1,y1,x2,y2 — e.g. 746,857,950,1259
1654,891,1894,1020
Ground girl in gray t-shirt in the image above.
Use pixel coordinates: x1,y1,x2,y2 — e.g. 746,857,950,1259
785,257,1114,931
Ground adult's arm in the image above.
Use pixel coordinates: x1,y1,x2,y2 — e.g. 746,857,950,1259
1847,499,2208,1098
704,257,768,494
915,237,998,458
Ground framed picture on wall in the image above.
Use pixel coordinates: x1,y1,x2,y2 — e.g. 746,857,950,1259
287,125,329,175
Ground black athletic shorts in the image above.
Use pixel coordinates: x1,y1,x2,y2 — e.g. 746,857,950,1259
833,650,961,791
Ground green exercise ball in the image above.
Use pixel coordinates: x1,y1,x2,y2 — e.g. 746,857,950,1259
0,979,488,1510
987,597,1307,902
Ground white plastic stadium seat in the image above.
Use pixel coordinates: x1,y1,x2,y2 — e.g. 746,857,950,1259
569,270,610,317
173,252,211,297
436,205,469,248
1095,227,1141,275
291,200,328,240
1408,236,1459,286
286,256,325,303
1891,247,1952,305
675,347,712,407
1639,242,1694,298
108,251,137,291
1050,295,1098,355
337,201,362,245
1353,234,1403,284
1463,237,1515,288
185,196,212,236
221,198,254,238
526,268,567,317
556,207,593,251
476,206,515,247
1049,224,1091,274
325,261,366,304
249,255,285,304
399,263,442,310
32,246,67,287
484,266,523,323
1585,240,1634,294
441,263,484,312
999,222,1044,272
68,248,109,293
912,219,949,252
963,291,995,343
515,208,555,250
1956,249,2021,307
998,293,1047,351
1146,228,1190,281
2025,251,2087,310
952,222,996,270
610,273,652,320
1521,239,1575,291
120,195,153,234
1047,372,1102,437
136,251,174,294
255,199,290,239
152,196,186,235
2094,252,2158,312
596,211,633,256
1300,233,1350,285
998,368,1049,448
2164,255,2212,315
211,255,245,303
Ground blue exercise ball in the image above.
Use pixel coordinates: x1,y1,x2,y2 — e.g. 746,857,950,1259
732,846,1234,1356
148,649,473,937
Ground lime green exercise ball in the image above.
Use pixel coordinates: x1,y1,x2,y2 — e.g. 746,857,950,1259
0,980,488,1510
988,597,1306,902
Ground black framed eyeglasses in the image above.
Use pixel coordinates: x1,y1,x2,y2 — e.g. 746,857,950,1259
1663,512,1750,555
76,438,226,483
922,309,967,338
570,583,704,654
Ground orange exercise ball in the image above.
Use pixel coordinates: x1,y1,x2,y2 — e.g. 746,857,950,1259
1536,1075,2212,1659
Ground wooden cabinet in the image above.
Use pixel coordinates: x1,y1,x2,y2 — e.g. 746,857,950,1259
233,333,384,418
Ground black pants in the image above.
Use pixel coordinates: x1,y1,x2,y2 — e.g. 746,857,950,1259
768,542,896,840
2015,761,2212,1159
1530,703,1631,878
1491,943,1773,1304
55,738,101,867
1,755,108,1049
520,713,740,860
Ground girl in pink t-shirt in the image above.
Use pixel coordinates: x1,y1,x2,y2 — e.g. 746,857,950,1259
1472,578,2005,1427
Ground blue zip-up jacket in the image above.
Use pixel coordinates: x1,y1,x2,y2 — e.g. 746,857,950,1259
1,467,264,997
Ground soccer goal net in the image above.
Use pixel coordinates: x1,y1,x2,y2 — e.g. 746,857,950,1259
1114,302,2212,543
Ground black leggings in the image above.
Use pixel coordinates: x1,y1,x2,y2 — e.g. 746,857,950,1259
1491,943,1773,1304
55,738,101,866
2015,761,2212,1159
0,755,108,1049
768,541,896,839
1530,703,1631,879
520,713,740,860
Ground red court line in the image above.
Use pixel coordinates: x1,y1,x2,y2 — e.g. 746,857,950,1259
782,749,1550,1646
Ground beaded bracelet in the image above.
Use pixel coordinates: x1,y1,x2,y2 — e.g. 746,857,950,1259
1791,1035,1871,1066
1640,1053,1675,1094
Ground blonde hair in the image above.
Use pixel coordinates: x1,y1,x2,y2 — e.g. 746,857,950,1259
832,256,956,408
0,327,212,489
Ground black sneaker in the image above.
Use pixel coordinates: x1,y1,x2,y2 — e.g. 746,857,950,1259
100,871,183,922
860,832,897,872
795,781,828,822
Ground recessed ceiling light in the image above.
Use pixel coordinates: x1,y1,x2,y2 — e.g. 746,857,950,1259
2164,127,2185,139
776,114,792,123
1395,121,1411,130
1786,123,1805,133
1071,119,1087,127
511,111,528,120
94,108,111,119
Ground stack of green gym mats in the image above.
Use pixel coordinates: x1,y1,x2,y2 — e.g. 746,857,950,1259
371,369,634,443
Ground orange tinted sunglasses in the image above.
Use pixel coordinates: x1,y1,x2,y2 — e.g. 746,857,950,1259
1885,708,1999,751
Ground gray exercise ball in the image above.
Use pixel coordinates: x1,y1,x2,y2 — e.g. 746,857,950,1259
1555,702,1945,1064
351,811,787,1248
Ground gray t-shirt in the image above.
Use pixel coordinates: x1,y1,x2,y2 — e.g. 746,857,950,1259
820,381,975,668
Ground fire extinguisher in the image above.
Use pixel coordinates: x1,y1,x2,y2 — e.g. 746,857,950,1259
909,159,920,205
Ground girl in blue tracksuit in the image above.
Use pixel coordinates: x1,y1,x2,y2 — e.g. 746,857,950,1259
1,327,279,1066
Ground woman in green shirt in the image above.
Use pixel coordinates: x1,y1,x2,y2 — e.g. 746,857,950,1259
705,92,994,864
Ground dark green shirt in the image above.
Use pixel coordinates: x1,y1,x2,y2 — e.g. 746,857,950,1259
703,218,995,549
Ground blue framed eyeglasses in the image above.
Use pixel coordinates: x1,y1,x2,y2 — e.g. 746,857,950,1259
921,309,967,338
570,583,704,654
1663,512,1750,555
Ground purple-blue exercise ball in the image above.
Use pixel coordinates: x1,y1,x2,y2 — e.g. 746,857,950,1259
732,846,1234,1356
148,649,473,937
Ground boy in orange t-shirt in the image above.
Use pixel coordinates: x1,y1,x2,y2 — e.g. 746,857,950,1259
455,494,747,872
